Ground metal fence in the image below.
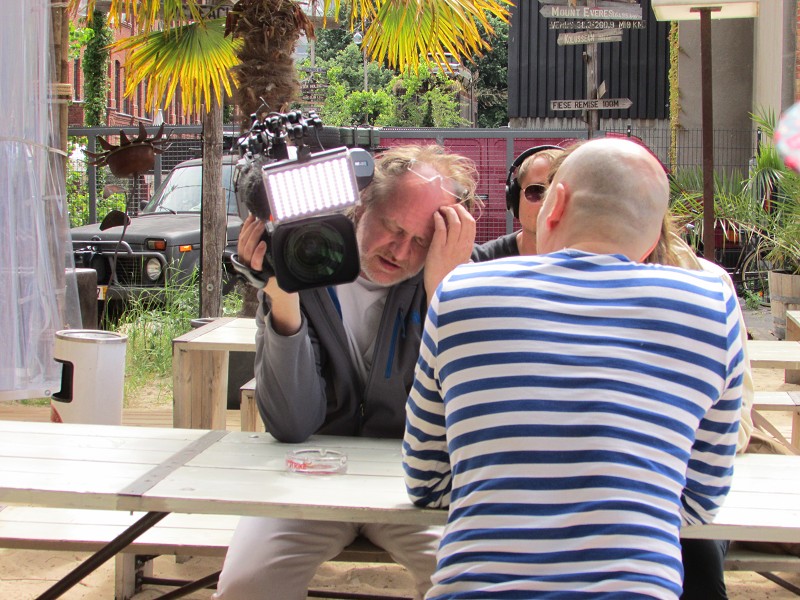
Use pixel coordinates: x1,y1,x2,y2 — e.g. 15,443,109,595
67,125,759,244
610,126,759,176
68,125,231,226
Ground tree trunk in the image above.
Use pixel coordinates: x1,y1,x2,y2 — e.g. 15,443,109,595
200,97,224,318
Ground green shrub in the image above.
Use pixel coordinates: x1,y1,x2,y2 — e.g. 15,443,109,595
113,267,242,402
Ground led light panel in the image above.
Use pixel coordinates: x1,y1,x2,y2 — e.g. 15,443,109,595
262,149,361,224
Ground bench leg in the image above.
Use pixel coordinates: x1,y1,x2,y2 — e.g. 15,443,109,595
240,387,258,432
757,572,800,596
35,511,168,600
793,413,800,450
115,553,153,600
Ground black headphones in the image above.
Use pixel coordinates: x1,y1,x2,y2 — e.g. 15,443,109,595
505,145,563,218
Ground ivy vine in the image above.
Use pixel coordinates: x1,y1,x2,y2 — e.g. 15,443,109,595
82,10,112,127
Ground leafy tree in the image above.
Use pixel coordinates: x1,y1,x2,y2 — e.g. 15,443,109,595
313,45,466,127
314,13,353,62
389,65,467,127
471,15,508,128
346,89,395,126
315,29,353,62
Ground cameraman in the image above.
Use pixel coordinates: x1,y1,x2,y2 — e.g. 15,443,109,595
214,145,478,600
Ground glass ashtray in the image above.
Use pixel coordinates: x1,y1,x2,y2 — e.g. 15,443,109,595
285,448,348,475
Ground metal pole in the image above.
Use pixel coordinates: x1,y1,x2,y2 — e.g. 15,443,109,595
88,134,97,224
698,8,717,262
363,50,368,91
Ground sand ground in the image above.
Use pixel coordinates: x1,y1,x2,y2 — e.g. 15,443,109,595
2,305,799,599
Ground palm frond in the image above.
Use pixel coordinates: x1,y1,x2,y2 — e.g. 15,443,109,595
112,19,240,115
323,0,512,72
69,0,209,31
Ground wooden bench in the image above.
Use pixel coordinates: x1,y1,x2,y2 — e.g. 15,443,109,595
0,506,397,600
752,391,800,449
3,505,800,598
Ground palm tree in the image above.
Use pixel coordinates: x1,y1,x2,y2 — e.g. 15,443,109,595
70,0,511,315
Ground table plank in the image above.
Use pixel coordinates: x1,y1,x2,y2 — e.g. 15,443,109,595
747,340,800,370
179,318,257,352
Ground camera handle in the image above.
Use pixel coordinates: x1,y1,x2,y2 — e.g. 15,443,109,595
231,253,275,289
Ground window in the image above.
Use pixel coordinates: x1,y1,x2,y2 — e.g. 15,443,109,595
114,61,121,111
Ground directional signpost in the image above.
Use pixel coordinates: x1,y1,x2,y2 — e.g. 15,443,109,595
551,98,633,111
539,4,642,19
557,29,623,45
537,0,643,136
548,19,645,29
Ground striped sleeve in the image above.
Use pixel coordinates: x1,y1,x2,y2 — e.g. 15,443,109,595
403,286,452,508
681,282,744,525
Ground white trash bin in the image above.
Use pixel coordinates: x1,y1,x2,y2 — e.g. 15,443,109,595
51,329,127,425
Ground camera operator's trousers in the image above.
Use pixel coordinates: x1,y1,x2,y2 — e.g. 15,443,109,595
213,516,441,600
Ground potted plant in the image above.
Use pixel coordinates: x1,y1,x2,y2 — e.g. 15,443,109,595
749,110,800,339
669,161,774,309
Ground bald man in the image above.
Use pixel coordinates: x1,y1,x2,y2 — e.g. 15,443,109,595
403,138,745,599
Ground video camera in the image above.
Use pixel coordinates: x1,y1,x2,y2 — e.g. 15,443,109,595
231,110,374,293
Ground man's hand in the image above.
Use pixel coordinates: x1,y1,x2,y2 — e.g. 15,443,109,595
424,204,476,300
238,214,302,335
238,214,269,272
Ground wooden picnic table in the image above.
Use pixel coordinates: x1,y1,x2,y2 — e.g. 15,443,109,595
172,317,257,430
1,420,799,598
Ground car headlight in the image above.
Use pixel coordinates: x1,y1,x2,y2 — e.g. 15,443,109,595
145,258,163,282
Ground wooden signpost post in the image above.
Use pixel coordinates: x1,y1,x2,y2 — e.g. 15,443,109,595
538,0,644,137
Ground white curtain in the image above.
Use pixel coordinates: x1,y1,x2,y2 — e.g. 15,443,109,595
0,1,81,400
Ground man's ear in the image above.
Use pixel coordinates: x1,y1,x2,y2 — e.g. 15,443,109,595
544,182,568,230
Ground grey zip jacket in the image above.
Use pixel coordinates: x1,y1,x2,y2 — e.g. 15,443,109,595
254,273,427,443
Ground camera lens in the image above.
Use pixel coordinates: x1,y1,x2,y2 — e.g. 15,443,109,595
272,213,360,292
283,221,346,283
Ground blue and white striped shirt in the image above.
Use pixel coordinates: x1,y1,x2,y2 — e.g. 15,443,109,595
403,251,744,599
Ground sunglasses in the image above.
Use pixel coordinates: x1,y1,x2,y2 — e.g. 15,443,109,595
523,183,548,203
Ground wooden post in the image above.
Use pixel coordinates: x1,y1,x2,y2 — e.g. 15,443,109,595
200,97,225,318
698,7,718,262
585,42,599,138
584,0,599,139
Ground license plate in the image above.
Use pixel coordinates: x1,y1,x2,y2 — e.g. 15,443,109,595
97,285,108,301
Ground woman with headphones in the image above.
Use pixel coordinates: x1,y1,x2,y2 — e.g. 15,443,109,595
473,145,564,260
